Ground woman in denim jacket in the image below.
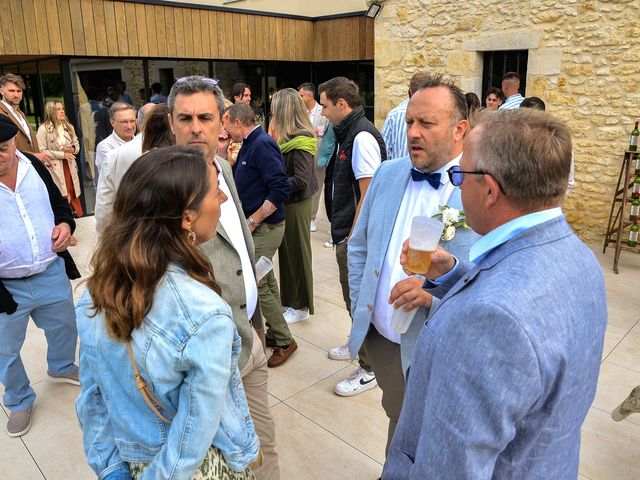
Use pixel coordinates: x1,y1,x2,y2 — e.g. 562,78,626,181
76,146,260,479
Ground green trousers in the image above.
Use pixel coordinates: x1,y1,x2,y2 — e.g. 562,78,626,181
252,222,293,347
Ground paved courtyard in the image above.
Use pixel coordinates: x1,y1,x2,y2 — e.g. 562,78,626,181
1,213,640,479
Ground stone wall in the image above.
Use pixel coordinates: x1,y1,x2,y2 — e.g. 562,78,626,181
372,0,640,242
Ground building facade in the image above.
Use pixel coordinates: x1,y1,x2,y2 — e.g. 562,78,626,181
0,0,374,214
371,0,639,242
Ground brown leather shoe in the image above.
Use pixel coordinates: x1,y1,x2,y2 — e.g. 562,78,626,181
267,339,298,368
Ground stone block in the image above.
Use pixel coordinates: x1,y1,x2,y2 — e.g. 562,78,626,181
528,48,563,75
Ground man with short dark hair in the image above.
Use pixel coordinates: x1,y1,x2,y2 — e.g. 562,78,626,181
116,80,133,105
499,71,524,110
168,77,280,479
298,82,329,232
380,71,431,160
383,108,607,479
318,76,386,397
0,115,80,438
347,74,477,454
149,82,166,104
0,73,51,164
223,102,295,369
94,102,136,180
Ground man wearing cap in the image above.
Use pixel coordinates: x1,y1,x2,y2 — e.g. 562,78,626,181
0,115,80,438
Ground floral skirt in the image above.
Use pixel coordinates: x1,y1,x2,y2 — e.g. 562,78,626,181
129,446,256,480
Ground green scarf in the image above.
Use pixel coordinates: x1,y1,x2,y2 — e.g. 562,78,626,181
278,135,317,155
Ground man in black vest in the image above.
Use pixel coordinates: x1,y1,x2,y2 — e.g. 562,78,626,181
318,76,387,397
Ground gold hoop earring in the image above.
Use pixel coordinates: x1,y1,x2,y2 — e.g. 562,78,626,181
187,227,197,245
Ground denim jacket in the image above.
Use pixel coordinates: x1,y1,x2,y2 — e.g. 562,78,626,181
76,264,259,480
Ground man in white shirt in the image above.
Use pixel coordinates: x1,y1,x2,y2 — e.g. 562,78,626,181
499,71,524,110
298,82,329,232
94,102,136,181
346,74,477,455
167,76,280,480
94,102,155,234
318,76,387,397
0,115,79,438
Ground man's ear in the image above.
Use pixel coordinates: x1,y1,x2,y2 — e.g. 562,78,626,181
484,174,501,208
454,119,469,143
168,112,175,135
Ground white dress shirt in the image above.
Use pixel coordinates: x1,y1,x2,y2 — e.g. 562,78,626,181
1,100,31,142
217,169,258,319
371,153,462,344
0,151,56,278
95,131,128,177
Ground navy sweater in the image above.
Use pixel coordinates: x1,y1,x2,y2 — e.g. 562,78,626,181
233,126,291,224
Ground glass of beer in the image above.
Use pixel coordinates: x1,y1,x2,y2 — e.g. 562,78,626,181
405,216,444,274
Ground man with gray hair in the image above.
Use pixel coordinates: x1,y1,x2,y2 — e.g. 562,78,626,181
168,76,280,479
222,102,295,368
94,102,136,180
94,102,155,234
383,108,607,479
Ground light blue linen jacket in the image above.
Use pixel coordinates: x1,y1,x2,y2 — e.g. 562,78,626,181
382,216,607,479
75,264,259,480
347,156,479,371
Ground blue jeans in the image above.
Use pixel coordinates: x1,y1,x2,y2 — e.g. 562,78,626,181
0,257,77,411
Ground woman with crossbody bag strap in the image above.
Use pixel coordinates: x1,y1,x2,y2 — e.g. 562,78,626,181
76,146,260,479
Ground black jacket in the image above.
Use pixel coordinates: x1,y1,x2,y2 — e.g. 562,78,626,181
0,152,80,314
324,106,387,243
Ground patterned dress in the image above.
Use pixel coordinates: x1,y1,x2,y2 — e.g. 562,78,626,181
129,446,256,480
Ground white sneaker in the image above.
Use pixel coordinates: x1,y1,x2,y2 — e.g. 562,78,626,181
334,367,377,397
283,307,310,324
310,221,317,232
328,343,351,361
323,240,333,248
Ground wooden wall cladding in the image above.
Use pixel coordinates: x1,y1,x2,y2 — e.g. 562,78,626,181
0,0,373,61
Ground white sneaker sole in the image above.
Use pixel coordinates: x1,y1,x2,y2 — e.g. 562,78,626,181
333,379,378,397
285,313,310,325
45,373,80,386
328,351,351,361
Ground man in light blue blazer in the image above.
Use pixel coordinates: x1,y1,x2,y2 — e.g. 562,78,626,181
343,75,479,454
382,108,607,479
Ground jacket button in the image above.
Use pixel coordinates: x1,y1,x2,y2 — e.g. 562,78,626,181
367,304,372,311
236,269,242,276
374,269,380,277
240,303,246,310
463,276,469,283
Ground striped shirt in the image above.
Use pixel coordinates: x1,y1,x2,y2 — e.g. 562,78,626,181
381,98,409,160
499,93,524,110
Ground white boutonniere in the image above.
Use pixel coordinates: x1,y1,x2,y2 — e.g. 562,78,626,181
432,205,469,242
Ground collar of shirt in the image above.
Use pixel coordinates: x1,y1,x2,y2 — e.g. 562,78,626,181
469,207,563,264
244,125,260,140
410,152,462,188
112,131,128,143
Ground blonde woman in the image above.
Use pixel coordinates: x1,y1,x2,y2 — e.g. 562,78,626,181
37,101,82,219
271,88,318,324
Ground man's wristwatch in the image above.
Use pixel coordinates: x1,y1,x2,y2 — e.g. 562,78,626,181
248,216,259,227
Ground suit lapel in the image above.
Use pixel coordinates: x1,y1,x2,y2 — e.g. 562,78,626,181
0,102,29,138
379,159,412,262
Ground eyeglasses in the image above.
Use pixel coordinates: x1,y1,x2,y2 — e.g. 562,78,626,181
175,76,219,86
447,165,503,191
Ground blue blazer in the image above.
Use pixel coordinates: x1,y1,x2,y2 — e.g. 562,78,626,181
383,216,607,479
347,156,479,371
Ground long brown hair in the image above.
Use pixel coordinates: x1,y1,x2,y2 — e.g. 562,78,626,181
87,145,220,341
43,100,74,132
142,103,175,151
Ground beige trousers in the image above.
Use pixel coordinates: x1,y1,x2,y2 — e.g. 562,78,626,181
241,329,280,480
